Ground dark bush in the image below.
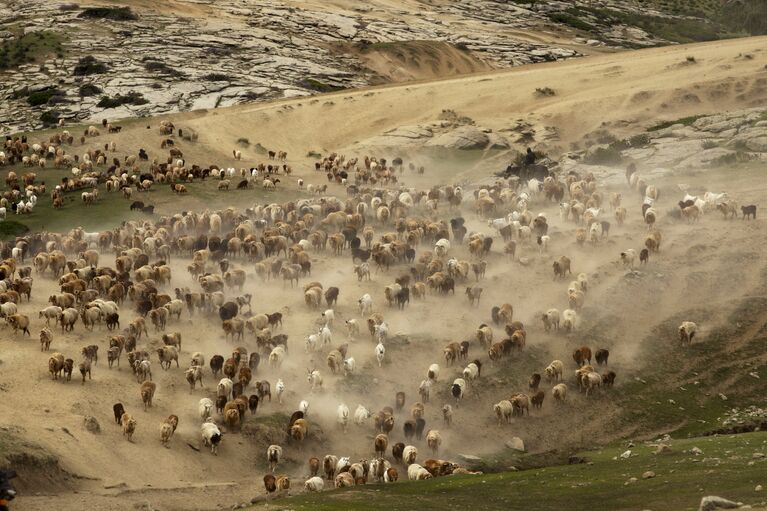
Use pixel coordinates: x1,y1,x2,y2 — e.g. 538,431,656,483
78,7,138,21
73,55,107,76
78,83,102,97
97,92,148,108
26,88,59,106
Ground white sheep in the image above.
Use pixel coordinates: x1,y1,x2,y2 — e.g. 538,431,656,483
375,342,385,367
269,346,286,369
493,400,513,425
198,397,214,421
434,238,450,259
462,363,479,383
345,319,360,338
620,249,637,269
276,379,285,404
337,404,350,432
678,321,697,345
267,444,283,473
319,325,332,345
322,309,335,327
562,309,578,333
374,322,389,343
304,476,324,492
299,400,309,416
427,363,440,381
343,357,356,375
419,379,432,402
307,369,323,391
545,360,564,382
543,308,560,331
402,445,418,466
407,463,432,481
305,333,319,353
354,405,371,426
201,419,223,455
552,383,567,403
358,294,373,316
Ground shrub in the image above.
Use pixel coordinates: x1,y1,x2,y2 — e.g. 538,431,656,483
97,92,148,108
78,7,138,21
203,73,231,82
26,88,59,106
535,87,556,97
73,55,107,76
548,12,595,32
629,133,651,147
236,138,250,146
40,110,61,126
0,221,30,239
78,83,102,97
144,60,183,77
299,78,345,93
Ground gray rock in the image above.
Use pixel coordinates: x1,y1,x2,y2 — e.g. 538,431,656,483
426,125,490,150
505,437,525,452
698,496,741,511
83,415,100,433
458,453,482,462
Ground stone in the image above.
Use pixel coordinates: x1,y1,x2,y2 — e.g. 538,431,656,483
458,454,482,462
426,125,491,150
655,444,672,455
642,471,656,479
698,496,741,511
620,450,632,459
83,415,100,433
505,437,525,452
756,485,763,492
691,447,704,456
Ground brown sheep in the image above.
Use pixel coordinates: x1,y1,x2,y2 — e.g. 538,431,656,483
510,393,530,417
122,413,137,441
308,456,320,477
78,358,92,384
141,381,157,410
375,433,389,457
572,346,592,367
531,390,545,409
595,348,609,366
290,418,308,441
6,313,30,336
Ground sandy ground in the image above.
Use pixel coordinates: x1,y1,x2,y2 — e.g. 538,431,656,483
2,36,767,511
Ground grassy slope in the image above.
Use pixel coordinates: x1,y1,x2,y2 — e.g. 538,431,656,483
275,432,767,511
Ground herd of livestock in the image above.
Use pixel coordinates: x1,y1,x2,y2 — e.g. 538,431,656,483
0,123,758,499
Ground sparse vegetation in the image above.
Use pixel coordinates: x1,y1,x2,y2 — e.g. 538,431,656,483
202,73,231,82
299,78,346,93
78,6,138,21
583,144,625,165
78,83,102,97
26,88,61,107
96,92,149,108
236,138,250,147
686,55,697,63
535,87,556,97
647,114,705,131
547,12,595,32
0,221,30,239
39,109,61,126
73,55,108,76
143,60,184,77
0,31,66,70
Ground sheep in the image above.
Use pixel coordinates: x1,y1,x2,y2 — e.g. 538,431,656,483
304,476,324,492
275,379,285,404
6,314,30,336
323,455,339,480
267,444,283,473
584,372,602,396
427,363,440,381
545,360,564,382
595,348,609,366
375,433,389,458
562,309,578,333
337,404,350,432
426,430,442,455
39,327,53,351
141,381,157,410
198,398,214,421
741,205,757,219
572,346,592,367
78,358,92,384
462,362,479,383
335,472,354,488
419,379,432,403
113,403,125,424
552,256,571,279
358,293,373,315
407,464,433,481
201,419,223,454
354,405,371,426
345,319,360,339
494,400,513,425
403,445,418,465
375,342,385,367
679,321,697,345
465,285,483,306
531,390,545,409
639,248,650,265
122,413,137,441
541,308,560,331
160,415,178,447
510,393,529,416
681,205,700,223
307,369,323,391
185,366,203,390
620,249,637,269
451,378,466,402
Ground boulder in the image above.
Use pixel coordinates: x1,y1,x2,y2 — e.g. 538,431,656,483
698,496,741,511
505,437,525,452
426,125,490,150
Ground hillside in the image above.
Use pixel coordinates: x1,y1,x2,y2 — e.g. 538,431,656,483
1,29,767,511
2,0,766,133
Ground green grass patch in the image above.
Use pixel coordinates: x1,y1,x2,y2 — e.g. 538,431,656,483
276,431,767,511
77,6,138,21
299,78,346,93
0,30,66,70
0,221,30,239
647,114,705,131
548,12,596,32
580,6,722,43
